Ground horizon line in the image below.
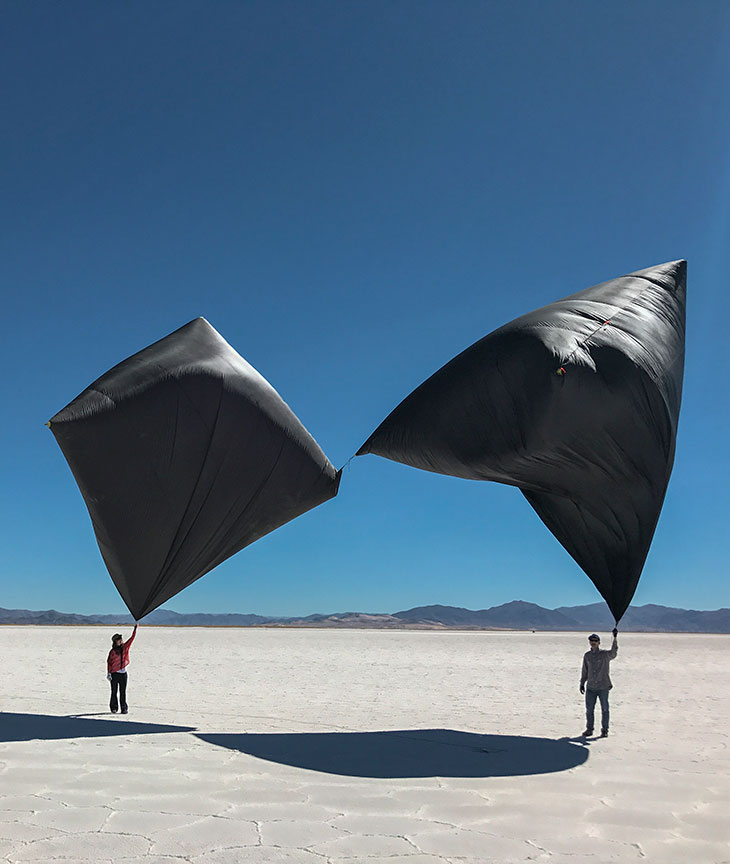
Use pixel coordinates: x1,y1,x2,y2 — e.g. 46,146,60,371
3,598,729,619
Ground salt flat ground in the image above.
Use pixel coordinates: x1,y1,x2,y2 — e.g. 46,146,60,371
0,627,728,864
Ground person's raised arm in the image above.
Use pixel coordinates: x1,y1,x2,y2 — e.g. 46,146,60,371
608,629,618,659
125,624,138,648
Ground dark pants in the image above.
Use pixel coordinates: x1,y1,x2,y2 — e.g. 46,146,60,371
110,672,128,712
585,688,609,731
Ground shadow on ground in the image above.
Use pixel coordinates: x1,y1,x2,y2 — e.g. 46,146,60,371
196,728,589,778
0,712,195,742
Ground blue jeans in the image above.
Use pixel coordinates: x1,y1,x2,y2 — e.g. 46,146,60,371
585,688,609,731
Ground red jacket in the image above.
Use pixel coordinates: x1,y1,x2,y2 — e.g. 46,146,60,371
107,625,137,673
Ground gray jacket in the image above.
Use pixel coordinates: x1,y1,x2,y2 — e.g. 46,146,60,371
580,638,618,690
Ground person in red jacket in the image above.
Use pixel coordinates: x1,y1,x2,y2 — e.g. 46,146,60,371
106,624,137,714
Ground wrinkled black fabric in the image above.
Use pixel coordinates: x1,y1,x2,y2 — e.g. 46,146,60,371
50,318,340,620
358,261,686,622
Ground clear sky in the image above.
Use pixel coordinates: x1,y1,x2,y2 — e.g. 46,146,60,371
1,1,729,617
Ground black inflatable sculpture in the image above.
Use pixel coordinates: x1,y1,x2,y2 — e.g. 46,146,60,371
358,261,686,622
49,318,340,619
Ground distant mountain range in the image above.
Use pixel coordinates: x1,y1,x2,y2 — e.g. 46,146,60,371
1,600,729,632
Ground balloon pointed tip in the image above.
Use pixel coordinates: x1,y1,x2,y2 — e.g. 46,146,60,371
666,259,687,278
630,259,687,292
649,258,686,276
355,440,372,457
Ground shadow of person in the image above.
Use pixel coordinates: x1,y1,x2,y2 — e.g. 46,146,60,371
559,735,597,744
0,712,195,743
196,728,588,778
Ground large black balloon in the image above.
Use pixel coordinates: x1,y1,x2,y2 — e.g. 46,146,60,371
358,261,686,622
50,318,340,620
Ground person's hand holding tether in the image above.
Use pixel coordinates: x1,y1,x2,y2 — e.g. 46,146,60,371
612,627,618,638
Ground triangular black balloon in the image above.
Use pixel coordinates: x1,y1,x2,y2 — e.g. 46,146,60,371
358,261,686,621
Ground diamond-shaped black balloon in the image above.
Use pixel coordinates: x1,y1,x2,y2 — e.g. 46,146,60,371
50,318,340,619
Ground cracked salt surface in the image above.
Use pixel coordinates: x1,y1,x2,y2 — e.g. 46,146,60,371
1,628,729,863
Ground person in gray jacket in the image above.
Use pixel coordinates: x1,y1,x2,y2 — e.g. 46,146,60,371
579,629,618,737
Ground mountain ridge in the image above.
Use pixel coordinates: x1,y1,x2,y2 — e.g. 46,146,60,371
1,601,728,632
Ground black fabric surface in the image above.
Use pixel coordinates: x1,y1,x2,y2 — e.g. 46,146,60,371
50,318,340,620
358,261,686,622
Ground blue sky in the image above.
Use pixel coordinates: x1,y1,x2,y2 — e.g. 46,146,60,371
1,1,729,616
